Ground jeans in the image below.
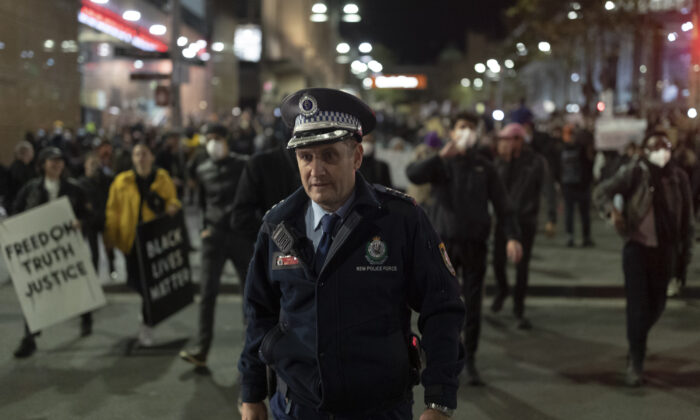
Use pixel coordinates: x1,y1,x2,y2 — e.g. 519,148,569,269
563,186,592,241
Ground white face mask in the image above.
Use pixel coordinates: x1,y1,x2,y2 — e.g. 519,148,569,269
206,140,227,160
647,148,671,168
455,128,477,151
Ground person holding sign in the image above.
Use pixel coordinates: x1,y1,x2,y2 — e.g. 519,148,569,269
11,147,91,358
105,143,181,346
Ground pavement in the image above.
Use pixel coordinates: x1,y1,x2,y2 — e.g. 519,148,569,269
0,205,699,419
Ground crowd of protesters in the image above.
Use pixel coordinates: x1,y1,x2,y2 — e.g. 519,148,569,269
0,100,697,389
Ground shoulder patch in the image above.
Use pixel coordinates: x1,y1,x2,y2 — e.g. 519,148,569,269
373,184,417,206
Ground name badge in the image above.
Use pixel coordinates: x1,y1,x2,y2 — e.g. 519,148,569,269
272,252,302,270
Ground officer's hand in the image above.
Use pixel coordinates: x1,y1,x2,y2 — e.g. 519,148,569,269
240,402,267,420
544,221,556,238
507,240,523,264
420,408,450,419
166,203,180,216
200,229,211,239
439,140,460,159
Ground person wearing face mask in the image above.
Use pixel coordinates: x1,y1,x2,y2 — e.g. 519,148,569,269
491,124,555,329
179,124,249,368
358,133,393,188
593,133,694,387
407,112,523,386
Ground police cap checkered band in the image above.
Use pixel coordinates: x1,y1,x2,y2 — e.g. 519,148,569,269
293,111,362,137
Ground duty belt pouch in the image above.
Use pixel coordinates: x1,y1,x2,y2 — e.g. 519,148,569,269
266,365,277,399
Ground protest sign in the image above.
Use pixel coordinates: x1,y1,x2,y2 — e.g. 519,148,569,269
595,117,647,151
135,210,193,326
0,197,106,333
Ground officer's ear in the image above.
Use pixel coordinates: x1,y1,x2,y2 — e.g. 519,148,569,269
353,141,363,170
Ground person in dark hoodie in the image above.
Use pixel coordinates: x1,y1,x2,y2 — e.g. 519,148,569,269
407,111,522,386
11,147,92,358
594,133,694,387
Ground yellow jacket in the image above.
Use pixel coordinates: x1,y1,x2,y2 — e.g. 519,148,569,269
105,168,181,254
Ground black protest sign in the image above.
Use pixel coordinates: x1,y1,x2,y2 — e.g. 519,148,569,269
135,210,193,326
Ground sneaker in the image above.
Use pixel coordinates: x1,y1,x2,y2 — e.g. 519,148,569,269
667,278,681,297
180,347,208,367
625,361,644,387
490,292,508,313
465,359,484,386
13,337,37,359
138,324,155,347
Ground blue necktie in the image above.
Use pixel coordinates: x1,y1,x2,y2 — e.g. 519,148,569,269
315,213,340,273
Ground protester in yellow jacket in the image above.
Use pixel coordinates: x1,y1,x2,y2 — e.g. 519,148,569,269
104,143,180,345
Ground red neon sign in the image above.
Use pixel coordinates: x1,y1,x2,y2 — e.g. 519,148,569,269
79,1,168,52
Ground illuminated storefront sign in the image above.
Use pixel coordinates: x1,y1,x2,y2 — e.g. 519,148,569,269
78,3,168,52
371,75,427,89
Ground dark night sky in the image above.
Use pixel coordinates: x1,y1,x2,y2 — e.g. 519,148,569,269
341,0,515,65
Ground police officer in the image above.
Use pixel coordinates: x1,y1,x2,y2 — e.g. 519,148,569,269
406,113,522,386
179,124,248,367
238,88,465,419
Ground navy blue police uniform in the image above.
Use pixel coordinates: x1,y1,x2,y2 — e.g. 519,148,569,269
238,88,465,419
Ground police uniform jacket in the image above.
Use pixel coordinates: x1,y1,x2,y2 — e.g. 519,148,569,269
238,174,465,415
406,150,521,243
195,154,247,233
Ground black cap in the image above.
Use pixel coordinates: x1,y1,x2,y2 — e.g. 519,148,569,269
37,147,63,164
281,88,376,149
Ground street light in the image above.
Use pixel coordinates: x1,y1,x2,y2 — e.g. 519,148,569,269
212,42,225,52
336,42,351,54
493,110,505,121
487,59,501,73
351,60,368,74
688,108,698,119
516,42,527,56
504,59,514,69
473,78,483,88
461,78,471,87
149,24,167,36
343,3,359,14
682,21,694,32
568,11,578,20
312,3,327,13
538,41,551,53
177,36,188,47
474,63,486,73
359,42,372,53
122,10,141,21
368,60,383,73
668,32,678,42
604,1,615,11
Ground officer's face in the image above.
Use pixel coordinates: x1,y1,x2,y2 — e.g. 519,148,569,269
296,139,363,212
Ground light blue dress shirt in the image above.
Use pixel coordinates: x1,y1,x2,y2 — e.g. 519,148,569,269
305,189,356,251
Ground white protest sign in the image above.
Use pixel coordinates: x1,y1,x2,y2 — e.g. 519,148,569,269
595,118,647,151
0,197,106,333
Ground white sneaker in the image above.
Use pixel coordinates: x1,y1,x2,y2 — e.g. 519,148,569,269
667,278,681,297
138,324,155,347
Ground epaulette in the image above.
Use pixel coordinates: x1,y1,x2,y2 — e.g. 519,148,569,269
373,184,417,206
263,198,286,218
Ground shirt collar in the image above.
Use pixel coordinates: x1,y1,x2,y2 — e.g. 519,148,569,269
311,189,356,232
